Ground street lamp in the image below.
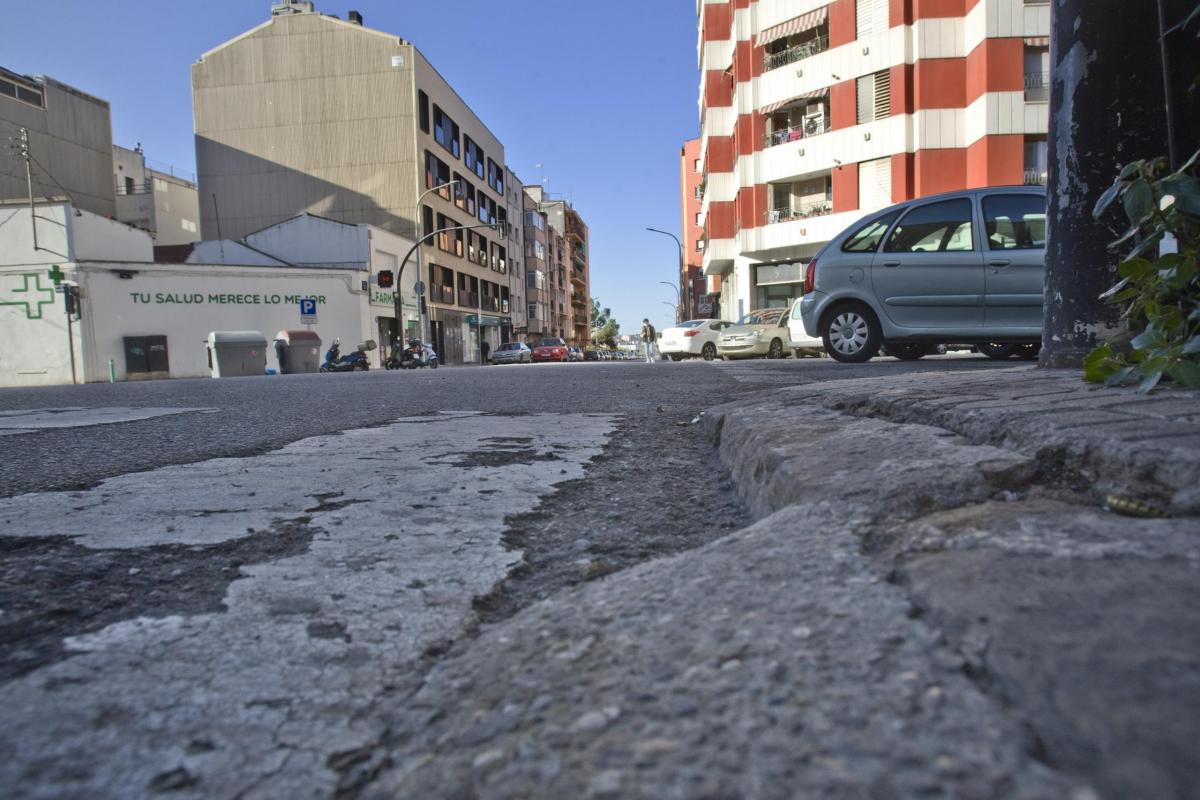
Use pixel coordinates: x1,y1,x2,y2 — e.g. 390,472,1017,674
396,179,461,351
646,227,685,322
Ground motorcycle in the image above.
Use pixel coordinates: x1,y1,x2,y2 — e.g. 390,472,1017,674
320,338,376,372
388,338,439,370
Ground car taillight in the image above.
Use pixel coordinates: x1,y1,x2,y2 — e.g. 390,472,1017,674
803,257,817,294
684,330,700,337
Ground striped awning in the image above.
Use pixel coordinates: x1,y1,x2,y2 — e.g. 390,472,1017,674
756,6,829,46
760,87,828,115
1024,36,1049,47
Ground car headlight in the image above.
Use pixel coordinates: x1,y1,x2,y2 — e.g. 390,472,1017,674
750,330,763,339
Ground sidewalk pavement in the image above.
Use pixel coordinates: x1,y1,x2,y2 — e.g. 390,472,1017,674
353,365,1198,799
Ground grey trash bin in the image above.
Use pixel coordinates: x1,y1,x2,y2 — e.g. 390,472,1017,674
206,331,268,378
273,329,323,374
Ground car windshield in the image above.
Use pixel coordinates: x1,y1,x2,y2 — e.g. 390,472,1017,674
539,339,564,347
737,309,783,325
498,343,517,351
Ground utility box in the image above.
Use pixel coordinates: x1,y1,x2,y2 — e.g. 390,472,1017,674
206,331,268,378
273,329,323,374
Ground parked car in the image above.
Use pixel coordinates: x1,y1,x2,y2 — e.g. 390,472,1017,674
567,346,584,362
532,337,569,363
717,308,791,359
786,298,825,357
491,341,531,364
659,319,732,361
583,349,601,361
800,187,1046,363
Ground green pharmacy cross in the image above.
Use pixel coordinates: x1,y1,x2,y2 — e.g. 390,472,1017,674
47,265,65,286
1,272,57,319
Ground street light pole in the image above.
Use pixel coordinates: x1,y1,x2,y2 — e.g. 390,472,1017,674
646,227,685,322
399,179,461,352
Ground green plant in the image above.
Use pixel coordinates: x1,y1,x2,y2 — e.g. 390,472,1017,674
1084,148,1200,392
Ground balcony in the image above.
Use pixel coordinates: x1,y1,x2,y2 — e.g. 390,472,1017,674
458,290,479,308
766,200,833,225
116,179,153,196
1023,168,1047,186
1024,72,1049,102
430,284,455,305
764,116,830,148
481,295,500,313
763,34,829,72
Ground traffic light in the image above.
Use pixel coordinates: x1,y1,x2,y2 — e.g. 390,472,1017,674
377,270,394,288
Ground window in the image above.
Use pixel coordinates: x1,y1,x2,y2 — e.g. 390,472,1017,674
858,157,892,210
983,194,1046,250
1024,46,1050,102
524,210,545,231
492,243,507,272
0,76,44,108
498,208,508,236
181,219,197,233
422,205,434,237
453,174,476,215
528,303,538,320
418,91,430,133
695,239,705,252
477,195,497,225
124,176,135,195
465,137,485,179
842,211,899,252
425,151,451,196
487,159,504,194
432,105,460,158
693,158,702,172
695,212,702,225
526,240,546,261
884,199,975,253
856,70,891,124
436,213,464,257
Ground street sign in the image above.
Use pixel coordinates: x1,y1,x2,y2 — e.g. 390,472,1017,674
414,280,426,296
299,297,318,325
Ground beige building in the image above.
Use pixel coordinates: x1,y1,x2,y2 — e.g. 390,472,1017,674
192,1,514,363
1,66,115,219
113,144,201,247
525,187,590,344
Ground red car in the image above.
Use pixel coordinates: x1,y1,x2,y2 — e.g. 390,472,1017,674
531,337,569,363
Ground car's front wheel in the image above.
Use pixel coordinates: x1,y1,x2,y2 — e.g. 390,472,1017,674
701,342,717,361
1015,343,1041,361
767,338,784,359
978,343,1015,360
821,305,882,363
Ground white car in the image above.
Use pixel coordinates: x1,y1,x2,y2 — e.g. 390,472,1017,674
659,319,732,361
787,297,825,357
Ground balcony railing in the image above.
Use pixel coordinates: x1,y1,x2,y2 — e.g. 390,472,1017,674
766,201,833,225
116,179,153,196
458,290,479,308
1023,168,1048,186
764,116,831,148
481,295,500,313
763,35,829,72
1024,71,1049,102
430,284,455,305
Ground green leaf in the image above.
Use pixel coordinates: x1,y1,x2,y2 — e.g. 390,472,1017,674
1127,232,1165,260
1098,277,1131,300
1110,286,1142,305
1118,258,1156,280
1158,178,1200,215
1168,360,1200,387
1137,368,1164,394
1123,180,1154,224
1166,4,1200,36
1104,365,1136,387
1093,179,1125,219
1130,326,1163,351
1183,335,1200,354
1118,161,1143,180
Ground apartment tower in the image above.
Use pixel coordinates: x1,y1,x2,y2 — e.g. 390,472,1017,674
192,1,516,363
697,0,1050,320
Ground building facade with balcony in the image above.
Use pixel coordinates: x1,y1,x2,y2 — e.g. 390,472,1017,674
192,1,515,364
113,144,201,247
680,138,716,319
524,187,590,344
523,190,552,340
697,0,1051,321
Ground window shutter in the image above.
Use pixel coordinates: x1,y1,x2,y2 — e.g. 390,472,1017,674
874,70,891,119
856,75,874,124
856,0,888,38
858,158,893,210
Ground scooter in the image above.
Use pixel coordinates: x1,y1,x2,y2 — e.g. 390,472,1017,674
320,338,376,372
395,338,439,369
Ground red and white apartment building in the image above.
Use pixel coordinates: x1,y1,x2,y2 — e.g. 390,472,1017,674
696,0,1051,320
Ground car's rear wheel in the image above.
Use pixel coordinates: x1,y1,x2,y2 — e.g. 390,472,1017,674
883,342,927,361
767,338,784,359
670,354,683,362
701,343,717,361
822,305,882,363
979,342,1016,360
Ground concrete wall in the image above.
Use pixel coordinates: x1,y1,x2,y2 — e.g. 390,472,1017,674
114,144,154,232
0,202,152,266
151,170,201,246
0,77,115,218
192,14,420,240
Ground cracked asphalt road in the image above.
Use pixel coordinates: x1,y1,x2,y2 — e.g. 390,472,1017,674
0,356,1037,798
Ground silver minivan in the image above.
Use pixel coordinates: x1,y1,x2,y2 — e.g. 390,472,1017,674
800,187,1046,363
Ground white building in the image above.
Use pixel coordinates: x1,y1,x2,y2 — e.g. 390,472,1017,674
0,201,414,386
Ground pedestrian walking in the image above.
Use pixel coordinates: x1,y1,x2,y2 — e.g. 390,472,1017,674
640,319,656,363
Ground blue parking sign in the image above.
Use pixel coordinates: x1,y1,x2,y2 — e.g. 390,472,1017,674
300,298,317,324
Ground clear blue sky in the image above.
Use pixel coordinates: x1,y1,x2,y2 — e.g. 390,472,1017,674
0,0,700,335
